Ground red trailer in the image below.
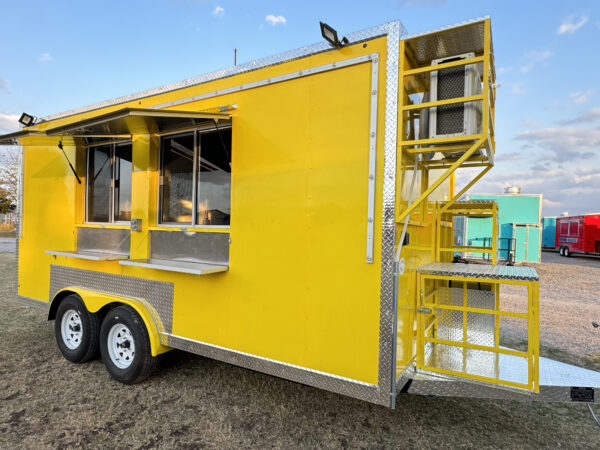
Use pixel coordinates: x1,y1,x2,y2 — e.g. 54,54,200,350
556,213,600,257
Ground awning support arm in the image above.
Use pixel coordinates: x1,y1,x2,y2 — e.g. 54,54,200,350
58,141,81,184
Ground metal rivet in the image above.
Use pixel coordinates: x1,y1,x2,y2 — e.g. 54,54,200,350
369,175,375,180
371,132,376,138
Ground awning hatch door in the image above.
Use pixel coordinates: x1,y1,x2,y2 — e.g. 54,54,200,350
45,108,230,138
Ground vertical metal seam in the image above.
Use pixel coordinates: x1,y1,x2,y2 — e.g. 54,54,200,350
377,20,401,406
15,145,23,298
366,53,380,263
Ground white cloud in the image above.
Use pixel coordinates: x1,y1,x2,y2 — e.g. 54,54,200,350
543,198,563,208
519,50,552,73
560,107,600,124
38,52,52,62
265,14,286,26
557,15,588,35
0,113,19,133
521,119,541,128
465,164,600,216
569,89,594,105
515,126,600,162
0,78,8,90
213,5,224,17
495,152,522,162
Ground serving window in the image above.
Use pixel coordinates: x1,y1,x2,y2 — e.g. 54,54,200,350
86,142,132,223
159,125,232,226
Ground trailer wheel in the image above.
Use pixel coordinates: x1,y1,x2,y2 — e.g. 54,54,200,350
54,294,100,363
564,247,571,257
99,306,156,384
559,247,564,256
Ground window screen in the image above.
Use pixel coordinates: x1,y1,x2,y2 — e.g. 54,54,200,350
196,130,232,225
114,143,132,221
86,142,132,223
87,145,112,222
160,133,195,223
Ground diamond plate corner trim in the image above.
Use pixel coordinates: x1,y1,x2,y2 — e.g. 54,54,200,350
165,333,380,403
376,20,402,407
42,21,406,122
15,145,23,300
48,265,174,336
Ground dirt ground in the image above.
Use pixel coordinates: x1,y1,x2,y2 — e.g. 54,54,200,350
1,251,600,449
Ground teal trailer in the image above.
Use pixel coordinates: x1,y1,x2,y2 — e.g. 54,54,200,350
542,217,557,249
462,192,542,263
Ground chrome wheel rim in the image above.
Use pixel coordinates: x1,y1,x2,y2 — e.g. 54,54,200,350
61,309,83,350
107,324,135,369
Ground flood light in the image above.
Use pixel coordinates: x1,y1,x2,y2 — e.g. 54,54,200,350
19,112,36,127
320,22,349,48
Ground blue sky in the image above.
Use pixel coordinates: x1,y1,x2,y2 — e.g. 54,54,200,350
0,0,598,216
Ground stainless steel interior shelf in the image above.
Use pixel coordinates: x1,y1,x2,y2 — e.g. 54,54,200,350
46,250,129,261
119,259,228,275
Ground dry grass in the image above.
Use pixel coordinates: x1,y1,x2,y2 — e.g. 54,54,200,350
1,252,600,448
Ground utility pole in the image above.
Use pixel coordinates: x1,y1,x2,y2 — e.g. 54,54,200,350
234,48,237,66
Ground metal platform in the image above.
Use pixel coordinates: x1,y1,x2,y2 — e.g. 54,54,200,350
404,355,600,402
417,262,539,281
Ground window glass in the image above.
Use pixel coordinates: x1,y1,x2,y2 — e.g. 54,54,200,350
569,221,578,236
114,143,132,221
196,129,232,226
160,133,194,223
560,221,568,235
87,145,112,222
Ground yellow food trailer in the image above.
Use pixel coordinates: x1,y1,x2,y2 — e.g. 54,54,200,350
2,16,599,407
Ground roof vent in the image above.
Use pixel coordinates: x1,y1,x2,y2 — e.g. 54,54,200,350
560,212,569,217
504,186,520,194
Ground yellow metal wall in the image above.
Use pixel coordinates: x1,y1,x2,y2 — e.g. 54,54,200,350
18,37,389,384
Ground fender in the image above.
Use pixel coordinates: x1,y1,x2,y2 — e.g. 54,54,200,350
50,287,171,356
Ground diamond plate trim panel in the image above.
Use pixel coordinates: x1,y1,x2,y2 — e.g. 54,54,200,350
418,262,539,281
165,333,379,403
43,22,401,122
377,20,404,407
49,265,174,335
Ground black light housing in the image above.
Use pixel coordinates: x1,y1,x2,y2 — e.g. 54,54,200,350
18,112,35,127
320,21,349,48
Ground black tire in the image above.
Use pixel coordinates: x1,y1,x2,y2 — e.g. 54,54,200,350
564,247,571,257
99,306,156,384
559,247,564,256
54,294,100,363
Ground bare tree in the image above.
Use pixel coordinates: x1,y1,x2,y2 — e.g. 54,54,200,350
0,147,20,206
